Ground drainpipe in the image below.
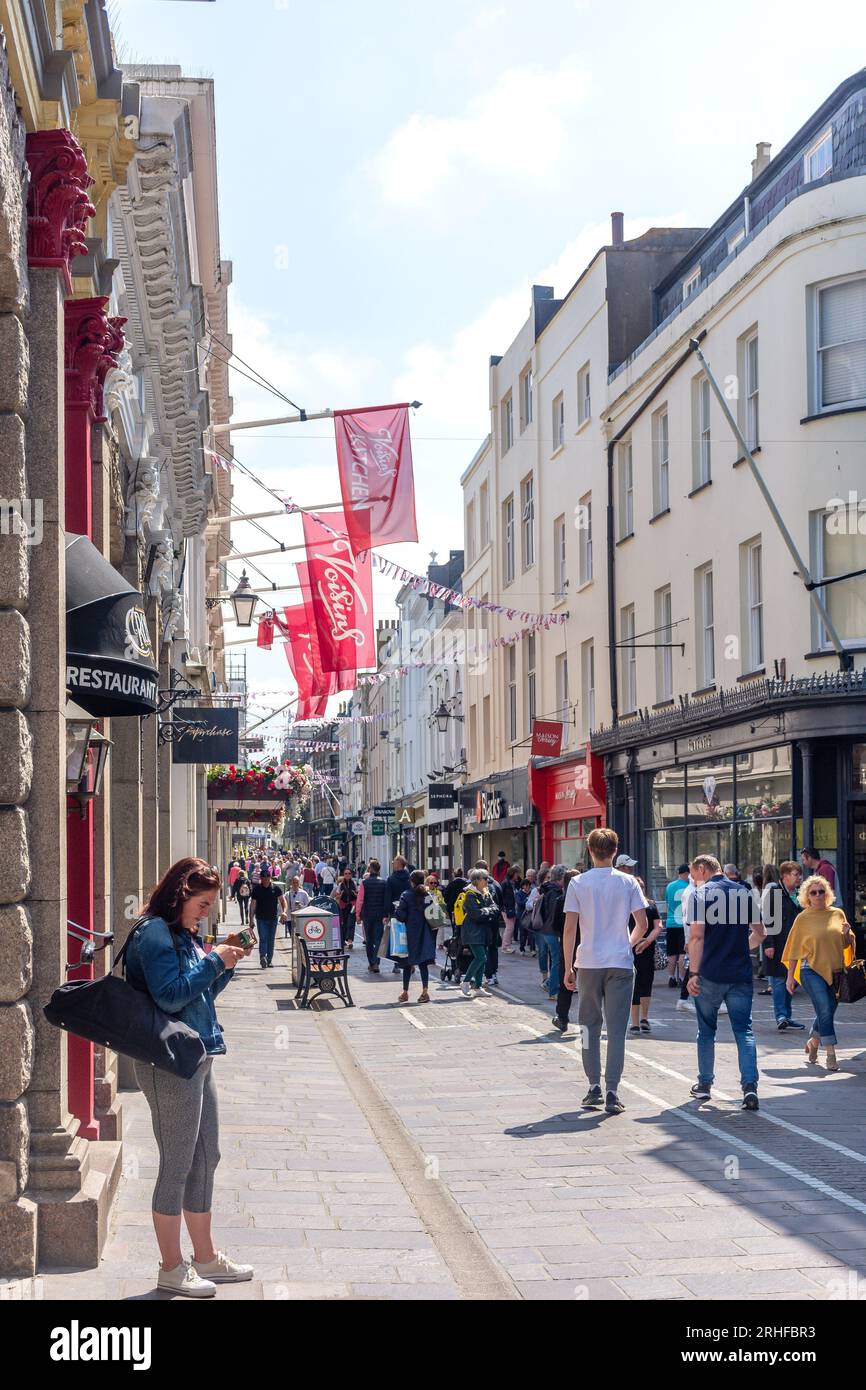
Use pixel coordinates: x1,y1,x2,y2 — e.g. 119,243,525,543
605,333,705,725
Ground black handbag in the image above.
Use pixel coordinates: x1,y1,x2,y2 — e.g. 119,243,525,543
834,959,866,1005
44,918,208,1079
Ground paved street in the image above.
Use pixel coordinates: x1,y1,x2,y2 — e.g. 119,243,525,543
37,932,866,1301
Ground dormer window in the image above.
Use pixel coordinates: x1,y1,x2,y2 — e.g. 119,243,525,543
683,267,701,301
804,127,832,183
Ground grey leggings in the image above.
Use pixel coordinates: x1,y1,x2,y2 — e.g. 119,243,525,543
133,1058,220,1215
577,967,635,1093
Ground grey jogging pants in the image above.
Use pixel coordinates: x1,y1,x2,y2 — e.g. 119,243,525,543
576,967,635,1093
133,1058,220,1215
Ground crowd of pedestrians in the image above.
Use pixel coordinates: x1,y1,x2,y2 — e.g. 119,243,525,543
118,836,853,1297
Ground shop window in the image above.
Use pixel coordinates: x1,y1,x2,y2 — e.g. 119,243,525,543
687,757,734,822
854,745,866,791
735,746,792,818
648,765,686,829
644,829,688,905
736,818,793,876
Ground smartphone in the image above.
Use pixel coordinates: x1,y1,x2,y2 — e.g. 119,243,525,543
226,928,257,948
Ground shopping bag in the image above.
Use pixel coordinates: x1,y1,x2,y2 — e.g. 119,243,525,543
389,920,409,957
834,959,866,1004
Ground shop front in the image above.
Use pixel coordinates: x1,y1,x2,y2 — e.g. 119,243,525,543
593,674,866,932
426,782,460,877
460,767,538,872
529,745,606,868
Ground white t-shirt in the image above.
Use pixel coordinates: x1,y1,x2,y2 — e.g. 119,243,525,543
319,863,336,886
564,867,647,970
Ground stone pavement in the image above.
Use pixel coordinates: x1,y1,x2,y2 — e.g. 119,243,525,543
34,927,866,1301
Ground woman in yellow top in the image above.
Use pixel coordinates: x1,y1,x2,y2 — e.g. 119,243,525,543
782,874,853,1072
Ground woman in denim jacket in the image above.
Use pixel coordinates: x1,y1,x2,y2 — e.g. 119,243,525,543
125,857,251,1298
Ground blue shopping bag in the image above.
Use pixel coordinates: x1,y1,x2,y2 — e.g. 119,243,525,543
389,920,408,957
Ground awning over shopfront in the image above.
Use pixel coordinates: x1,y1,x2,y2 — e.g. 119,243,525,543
65,532,159,717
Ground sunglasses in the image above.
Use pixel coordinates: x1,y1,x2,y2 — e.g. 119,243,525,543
808,888,827,897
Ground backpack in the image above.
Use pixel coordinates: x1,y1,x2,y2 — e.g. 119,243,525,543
530,890,546,935
453,889,469,927
238,882,250,898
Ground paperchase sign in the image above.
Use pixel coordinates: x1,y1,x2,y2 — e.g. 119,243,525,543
171,707,240,764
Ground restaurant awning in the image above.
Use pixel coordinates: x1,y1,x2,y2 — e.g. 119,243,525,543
65,532,159,717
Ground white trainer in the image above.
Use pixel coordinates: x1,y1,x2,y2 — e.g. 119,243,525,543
675,998,696,1012
192,1249,254,1283
157,1259,216,1298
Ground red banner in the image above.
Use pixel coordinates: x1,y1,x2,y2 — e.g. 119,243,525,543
531,720,564,758
257,614,275,649
300,513,375,673
285,587,357,702
333,404,418,555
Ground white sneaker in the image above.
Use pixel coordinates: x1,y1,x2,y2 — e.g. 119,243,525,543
192,1249,254,1283
488,975,499,987
157,1259,216,1298
676,998,696,1012
476,984,491,997
461,983,474,998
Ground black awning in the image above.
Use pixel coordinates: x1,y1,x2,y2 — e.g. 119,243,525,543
65,532,159,718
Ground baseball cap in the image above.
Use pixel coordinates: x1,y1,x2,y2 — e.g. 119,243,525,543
615,854,638,868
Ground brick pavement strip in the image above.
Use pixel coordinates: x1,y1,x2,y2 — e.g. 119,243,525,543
35,934,866,1301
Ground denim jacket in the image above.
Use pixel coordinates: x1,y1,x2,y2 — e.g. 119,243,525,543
124,916,234,1056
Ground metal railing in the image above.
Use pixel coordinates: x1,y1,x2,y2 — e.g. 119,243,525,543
590,669,866,752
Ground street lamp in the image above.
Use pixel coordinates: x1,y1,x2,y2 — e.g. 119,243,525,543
65,701,112,818
230,570,259,628
432,699,464,734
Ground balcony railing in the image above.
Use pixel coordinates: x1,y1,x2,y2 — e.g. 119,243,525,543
590,669,866,753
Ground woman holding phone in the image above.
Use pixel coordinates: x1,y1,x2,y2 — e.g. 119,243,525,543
125,857,254,1297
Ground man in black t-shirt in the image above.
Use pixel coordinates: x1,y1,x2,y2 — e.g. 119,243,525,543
249,869,287,968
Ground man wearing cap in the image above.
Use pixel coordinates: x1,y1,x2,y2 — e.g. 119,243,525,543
249,867,287,969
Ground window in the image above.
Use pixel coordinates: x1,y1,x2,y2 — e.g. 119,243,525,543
742,538,764,670
728,227,745,253
554,515,567,600
804,127,832,183
695,564,715,686
519,366,534,432
465,500,476,566
620,606,637,714
469,703,478,768
577,363,591,425
693,374,712,487
555,651,570,744
525,634,536,734
683,267,700,300
521,474,535,569
552,392,565,451
744,332,759,450
501,392,513,453
503,494,515,584
483,694,491,764
816,276,866,411
652,407,669,515
655,586,673,702
506,644,517,742
810,510,866,648
581,639,595,737
479,480,490,548
579,492,592,584
618,442,634,539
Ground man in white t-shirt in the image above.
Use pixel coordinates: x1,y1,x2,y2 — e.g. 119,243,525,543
563,827,648,1115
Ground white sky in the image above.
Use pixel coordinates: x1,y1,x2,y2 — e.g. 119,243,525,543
114,0,864,756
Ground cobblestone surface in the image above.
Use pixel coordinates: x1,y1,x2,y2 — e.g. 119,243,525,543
34,927,866,1300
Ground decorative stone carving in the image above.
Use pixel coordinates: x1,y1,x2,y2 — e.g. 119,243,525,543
64,297,127,421
148,537,174,596
104,342,135,415
161,591,184,645
124,457,162,536
25,130,95,290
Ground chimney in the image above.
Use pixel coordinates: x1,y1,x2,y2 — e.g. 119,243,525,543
751,142,772,182
610,211,624,247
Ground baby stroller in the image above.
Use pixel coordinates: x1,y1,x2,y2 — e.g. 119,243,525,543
440,923,473,983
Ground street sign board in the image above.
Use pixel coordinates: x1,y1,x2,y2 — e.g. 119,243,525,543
371,818,386,836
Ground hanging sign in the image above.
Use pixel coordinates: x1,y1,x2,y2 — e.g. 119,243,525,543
428,783,456,810
531,720,564,758
301,512,375,674
334,404,418,555
171,708,240,764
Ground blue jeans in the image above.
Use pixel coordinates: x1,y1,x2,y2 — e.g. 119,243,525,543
540,934,560,996
771,974,792,1022
695,978,758,1090
799,964,838,1044
257,918,277,964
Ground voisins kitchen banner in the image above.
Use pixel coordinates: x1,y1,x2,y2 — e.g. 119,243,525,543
333,404,418,555
300,514,375,674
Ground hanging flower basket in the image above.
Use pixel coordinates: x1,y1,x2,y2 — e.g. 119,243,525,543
206,761,312,808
